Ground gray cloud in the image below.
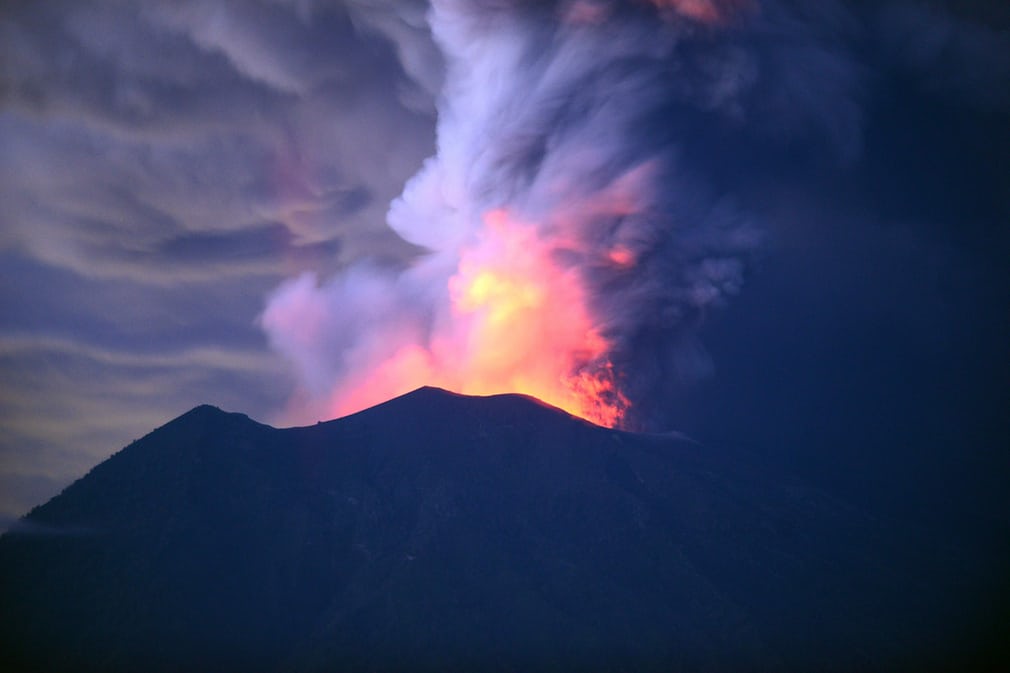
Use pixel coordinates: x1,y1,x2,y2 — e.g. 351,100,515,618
0,333,286,375
0,0,436,285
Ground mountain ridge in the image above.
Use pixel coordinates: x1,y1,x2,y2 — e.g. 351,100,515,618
0,387,991,672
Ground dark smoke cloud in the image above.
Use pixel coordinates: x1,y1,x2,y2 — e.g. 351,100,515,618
874,2,1010,108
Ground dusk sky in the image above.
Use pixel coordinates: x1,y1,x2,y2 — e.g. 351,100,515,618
2,0,1008,532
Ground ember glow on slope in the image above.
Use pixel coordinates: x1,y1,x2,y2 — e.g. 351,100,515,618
262,0,769,427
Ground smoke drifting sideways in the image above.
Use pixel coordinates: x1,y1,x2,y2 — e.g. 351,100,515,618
261,0,859,429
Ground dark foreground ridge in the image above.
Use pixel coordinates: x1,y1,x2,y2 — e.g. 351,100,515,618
0,387,999,672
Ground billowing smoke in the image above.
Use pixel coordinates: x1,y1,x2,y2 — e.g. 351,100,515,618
262,0,860,428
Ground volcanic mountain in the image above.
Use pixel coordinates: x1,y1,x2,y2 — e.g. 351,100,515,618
0,387,996,672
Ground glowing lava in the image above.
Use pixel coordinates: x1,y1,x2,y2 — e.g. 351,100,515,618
328,209,629,427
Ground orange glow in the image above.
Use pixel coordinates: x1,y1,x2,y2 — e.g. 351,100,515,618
330,208,629,427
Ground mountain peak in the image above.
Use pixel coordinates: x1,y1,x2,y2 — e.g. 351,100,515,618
185,403,226,415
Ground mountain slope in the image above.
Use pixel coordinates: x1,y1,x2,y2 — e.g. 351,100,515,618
0,387,983,672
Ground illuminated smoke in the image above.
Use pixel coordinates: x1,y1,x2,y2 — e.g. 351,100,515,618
261,0,858,427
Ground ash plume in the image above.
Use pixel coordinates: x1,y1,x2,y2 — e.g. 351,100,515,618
262,0,862,428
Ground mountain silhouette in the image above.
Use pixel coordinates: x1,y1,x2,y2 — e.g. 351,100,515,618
0,387,996,672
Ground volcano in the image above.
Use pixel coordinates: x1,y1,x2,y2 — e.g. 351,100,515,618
0,387,997,672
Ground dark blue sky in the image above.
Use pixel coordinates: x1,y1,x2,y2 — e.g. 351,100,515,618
1,0,1008,534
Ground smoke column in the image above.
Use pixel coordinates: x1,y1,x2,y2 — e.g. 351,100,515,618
261,0,855,427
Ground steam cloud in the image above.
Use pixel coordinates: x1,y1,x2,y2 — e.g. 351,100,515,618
261,0,861,428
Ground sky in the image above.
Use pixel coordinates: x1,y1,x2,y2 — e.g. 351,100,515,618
1,0,1008,534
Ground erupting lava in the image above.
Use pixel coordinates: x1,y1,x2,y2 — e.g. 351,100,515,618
262,0,760,432
330,209,629,427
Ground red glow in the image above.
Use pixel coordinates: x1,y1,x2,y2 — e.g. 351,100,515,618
607,246,636,268
330,209,629,427
648,0,755,25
